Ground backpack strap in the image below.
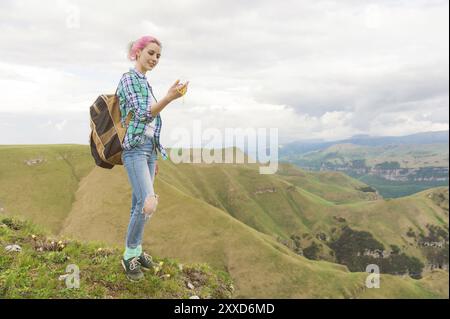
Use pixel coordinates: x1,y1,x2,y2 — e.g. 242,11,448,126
148,85,158,103
115,72,128,96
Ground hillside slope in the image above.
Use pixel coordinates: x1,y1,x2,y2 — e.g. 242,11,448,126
60,166,447,298
0,145,93,233
0,145,448,298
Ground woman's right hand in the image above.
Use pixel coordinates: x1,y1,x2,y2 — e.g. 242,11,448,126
166,79,189,101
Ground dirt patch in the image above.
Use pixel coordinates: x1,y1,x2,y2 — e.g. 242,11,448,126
183,268,208,287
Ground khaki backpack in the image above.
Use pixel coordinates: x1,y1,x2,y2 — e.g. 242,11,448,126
89,92,131,169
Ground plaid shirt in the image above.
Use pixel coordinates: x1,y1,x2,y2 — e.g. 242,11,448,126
117,68,168,160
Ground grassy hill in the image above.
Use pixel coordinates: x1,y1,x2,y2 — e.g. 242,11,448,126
0,216,233,298
0,145,93,233
275,164,381,204
0,145,448,298
1,215,445,299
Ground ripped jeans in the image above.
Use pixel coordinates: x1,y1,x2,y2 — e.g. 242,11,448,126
122,134,159,250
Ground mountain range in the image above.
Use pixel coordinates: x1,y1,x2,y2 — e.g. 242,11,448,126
280,130,449,156
278,131,449,198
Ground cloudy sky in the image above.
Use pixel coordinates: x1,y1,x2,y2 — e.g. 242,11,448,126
0,0,448,148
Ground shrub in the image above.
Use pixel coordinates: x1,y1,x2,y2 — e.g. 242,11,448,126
330,226,424,278
303,242,320,260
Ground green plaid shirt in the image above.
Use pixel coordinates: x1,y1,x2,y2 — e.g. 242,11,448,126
117,68,168,160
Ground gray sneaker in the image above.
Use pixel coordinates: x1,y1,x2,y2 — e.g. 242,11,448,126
121,256,144,281
138,252,156,271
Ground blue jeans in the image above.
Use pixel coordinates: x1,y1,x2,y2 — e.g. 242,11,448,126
122,134,158,250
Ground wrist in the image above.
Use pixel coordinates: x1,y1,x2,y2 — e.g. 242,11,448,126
163,95,173,104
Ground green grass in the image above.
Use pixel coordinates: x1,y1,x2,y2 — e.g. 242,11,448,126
325,188,449,261
276,163,381,204
0,216,233,299
0,144,94,233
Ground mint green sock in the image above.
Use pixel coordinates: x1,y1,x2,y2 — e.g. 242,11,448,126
136,245,142,256
123,246,139,260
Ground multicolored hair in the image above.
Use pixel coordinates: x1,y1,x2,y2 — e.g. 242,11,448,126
127,36,162,61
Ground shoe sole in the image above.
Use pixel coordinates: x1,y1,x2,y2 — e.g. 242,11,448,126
121,259,144,282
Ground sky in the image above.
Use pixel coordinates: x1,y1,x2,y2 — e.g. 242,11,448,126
0,0,448,148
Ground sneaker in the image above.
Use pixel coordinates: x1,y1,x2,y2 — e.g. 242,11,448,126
121,256,144,281
138,252,156,271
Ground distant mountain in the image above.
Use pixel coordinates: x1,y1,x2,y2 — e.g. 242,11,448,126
345,130,449,147
279,131,449,198
280,130,449,156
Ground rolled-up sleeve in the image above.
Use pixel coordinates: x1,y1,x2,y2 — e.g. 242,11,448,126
120,73,153,122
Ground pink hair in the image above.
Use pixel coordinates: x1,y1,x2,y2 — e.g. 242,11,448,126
127,36,162,61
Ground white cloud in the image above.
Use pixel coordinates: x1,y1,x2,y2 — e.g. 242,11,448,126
55,120,67,131
0,0,448,145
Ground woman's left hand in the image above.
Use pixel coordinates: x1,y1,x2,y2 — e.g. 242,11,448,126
155,161,159,176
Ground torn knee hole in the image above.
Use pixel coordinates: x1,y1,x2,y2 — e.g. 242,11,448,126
143,194,159,216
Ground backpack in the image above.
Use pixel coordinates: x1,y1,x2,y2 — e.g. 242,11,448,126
89,91,131,169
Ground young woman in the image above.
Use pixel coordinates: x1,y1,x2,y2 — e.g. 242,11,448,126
117,35,188,281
